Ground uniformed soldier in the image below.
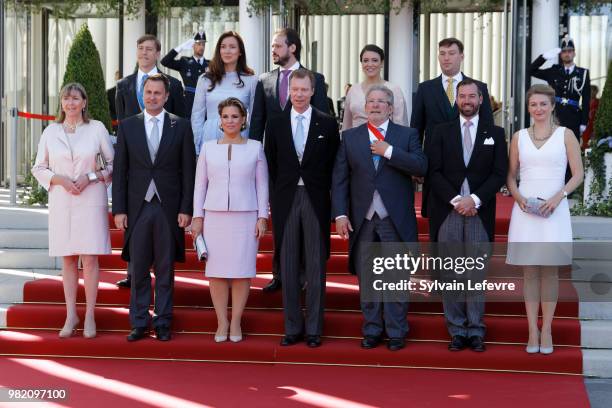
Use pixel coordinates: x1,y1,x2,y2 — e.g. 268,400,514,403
160,31,209,118
528,35,591,140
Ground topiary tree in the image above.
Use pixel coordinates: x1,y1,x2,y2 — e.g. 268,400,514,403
587,60,612,201
61,24,112,132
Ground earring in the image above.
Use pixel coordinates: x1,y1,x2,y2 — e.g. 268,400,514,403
240,122,246,131
219,125,224,132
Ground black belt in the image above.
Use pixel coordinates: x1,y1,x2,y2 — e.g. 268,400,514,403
184,86,197,93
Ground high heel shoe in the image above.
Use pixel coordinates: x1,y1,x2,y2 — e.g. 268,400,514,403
59,318,80,338
214,326,229,343
525,330,540,354
229,333,243,343
83,319,97,339
539,331,554,355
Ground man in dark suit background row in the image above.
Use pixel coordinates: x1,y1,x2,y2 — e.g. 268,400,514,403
411,37,493,218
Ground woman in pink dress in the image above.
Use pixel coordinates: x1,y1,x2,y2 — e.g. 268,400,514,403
32,83,114,339
192,97,269,343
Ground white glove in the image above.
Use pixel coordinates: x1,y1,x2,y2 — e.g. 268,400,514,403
175,39,195,53
580,125,586,135
542,48,561,60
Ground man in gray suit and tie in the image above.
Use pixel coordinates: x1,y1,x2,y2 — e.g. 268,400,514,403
332,85,427,351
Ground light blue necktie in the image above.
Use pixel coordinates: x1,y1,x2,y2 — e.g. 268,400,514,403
294,114,305,160
137,74,149,110
372,127,385,169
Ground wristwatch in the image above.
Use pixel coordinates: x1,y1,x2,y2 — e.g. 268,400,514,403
562,190,569,198
87,172,98,182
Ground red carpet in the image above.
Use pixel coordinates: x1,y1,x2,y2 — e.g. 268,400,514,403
0,357,589,408
0,194,589,405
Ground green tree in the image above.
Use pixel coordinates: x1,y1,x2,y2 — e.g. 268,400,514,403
61,24,112,132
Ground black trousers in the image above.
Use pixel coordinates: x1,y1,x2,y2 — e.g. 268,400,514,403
128,198,176,329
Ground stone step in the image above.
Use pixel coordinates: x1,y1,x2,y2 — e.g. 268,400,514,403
0,206,48,229
0,229,48,249
580,302,612,320
573,217,612,241
0,249,60,269
581,320,612,349
583,349,612,378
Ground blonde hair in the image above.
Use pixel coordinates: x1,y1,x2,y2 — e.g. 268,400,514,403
526,84,558,125
56,82,90,124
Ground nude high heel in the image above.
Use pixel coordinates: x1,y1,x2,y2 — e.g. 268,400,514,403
59,317,80,338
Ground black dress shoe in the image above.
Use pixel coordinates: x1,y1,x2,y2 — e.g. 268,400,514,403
468,336,486,352
280,333,303,346
116,277,131,288
263,278,281,293
155,326,171,342
306,335,322,348
387,338,406,351
127,327,148,342
361,335,383,349
448,335,468,351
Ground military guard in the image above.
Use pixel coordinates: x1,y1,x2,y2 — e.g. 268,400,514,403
160,31,209,118
528,35,591,140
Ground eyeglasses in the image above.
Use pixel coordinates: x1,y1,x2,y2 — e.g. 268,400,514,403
366,99,391,105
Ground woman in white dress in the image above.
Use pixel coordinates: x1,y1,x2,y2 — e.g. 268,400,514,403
506,84,583,354
32,83,114,339
341,44,408,131
191,31,257,155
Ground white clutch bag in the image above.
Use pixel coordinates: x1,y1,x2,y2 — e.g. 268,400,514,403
194,234,208,261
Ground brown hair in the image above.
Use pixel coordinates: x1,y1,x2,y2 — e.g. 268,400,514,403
274,28,302,61
360,44,385,62
438,37,464,53
144,73,170,93
218,97,248,131
204,31,254,92
137,34,161,51
56,82,91,124
289,68,315,89
526,84,556,106
457,78,482,96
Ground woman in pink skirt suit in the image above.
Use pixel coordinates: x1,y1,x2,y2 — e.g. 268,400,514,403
32,83,114,339
191,97,269,343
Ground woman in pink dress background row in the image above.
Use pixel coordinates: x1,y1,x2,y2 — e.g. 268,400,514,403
32,82,114,339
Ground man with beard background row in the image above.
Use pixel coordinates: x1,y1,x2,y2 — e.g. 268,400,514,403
426,78,507,353
249,27,330,293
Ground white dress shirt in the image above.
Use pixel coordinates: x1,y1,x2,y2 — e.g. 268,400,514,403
367,119,393,159
137,66,159,90
564,64,575,75
451,114,481,208
291,105,312,186
143,109,166,142
441,72,463,102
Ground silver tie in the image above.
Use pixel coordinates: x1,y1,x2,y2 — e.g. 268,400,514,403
460,120,473,196
294,114,305,161
145,117,161,202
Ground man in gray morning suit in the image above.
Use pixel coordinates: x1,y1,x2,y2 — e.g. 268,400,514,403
332,85,427,351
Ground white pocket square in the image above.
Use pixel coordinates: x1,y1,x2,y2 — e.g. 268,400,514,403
483,137,495,145
317,135,325,139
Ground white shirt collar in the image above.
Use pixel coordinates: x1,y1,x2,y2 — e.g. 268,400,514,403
291,106,312,121
144,109,166,124
441,72,463,85
564,64,575,74
459,114,479,130
369,119,390,133
138,66,159,83
281,61,301,72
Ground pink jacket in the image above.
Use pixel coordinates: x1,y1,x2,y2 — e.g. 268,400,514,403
193,139,269,218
